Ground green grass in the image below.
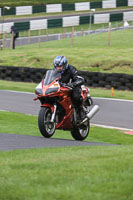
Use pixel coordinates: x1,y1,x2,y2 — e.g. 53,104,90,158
0,0,102,7
1,22,126,39
1,29,133,74
0,146,133,200
1,111,133,145
0,111,133,200
0,80,36,93
90,87,133,100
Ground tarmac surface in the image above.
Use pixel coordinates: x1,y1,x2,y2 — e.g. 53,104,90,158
0,133,116,151
0,90,133,151
0,90,133,130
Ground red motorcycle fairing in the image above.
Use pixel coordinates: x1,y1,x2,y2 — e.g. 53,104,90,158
56,109,73,129
81,85,88,100
41,103,55,113
56,94,73,130
41,100,73,129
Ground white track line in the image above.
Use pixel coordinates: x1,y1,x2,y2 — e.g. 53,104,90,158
1,90,133,131
93,97,133,103
0,90,34,95
91,123,133,131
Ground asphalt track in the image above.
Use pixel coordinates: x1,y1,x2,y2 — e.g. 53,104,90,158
0,133,116,151
0,90,133,130
0,90,133,150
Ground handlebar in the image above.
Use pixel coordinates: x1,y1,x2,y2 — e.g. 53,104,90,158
59,82,73,90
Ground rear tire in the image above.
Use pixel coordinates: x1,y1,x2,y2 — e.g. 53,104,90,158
38,107,56,138
71,121,90,141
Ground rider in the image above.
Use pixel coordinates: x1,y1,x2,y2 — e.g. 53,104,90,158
53,55,86,121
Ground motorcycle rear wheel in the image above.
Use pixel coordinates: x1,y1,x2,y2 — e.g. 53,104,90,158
38,107,56,138
71,121,90,141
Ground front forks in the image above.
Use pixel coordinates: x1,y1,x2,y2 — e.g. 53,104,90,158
51,104,57,122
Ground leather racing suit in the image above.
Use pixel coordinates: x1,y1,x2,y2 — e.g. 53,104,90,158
59,64,85,120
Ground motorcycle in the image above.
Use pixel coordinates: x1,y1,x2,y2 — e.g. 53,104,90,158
34,69,99,141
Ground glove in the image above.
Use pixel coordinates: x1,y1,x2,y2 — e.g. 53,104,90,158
66,82,74,89
59,82,67,87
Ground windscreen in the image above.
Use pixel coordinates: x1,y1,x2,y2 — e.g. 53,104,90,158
43,69,61,86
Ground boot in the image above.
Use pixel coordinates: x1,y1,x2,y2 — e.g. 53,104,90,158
76,106,86,121
79,106,86,121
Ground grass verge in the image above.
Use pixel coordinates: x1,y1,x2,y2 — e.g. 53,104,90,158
0,111,133,145
0,0,102,7
1,29,133,74
0,111,133,200
0,146,133,200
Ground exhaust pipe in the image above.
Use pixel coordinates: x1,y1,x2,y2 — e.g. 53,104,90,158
79,105,99,125
86,105,99,120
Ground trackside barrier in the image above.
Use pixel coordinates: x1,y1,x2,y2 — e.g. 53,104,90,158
0,0,133,17
0,11,133,33
0,66,133,91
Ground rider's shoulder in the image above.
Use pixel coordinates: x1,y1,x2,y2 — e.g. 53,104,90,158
68,64,77,72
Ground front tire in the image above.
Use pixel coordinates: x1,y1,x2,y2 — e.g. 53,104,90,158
71,121,90,141
38,107,56,138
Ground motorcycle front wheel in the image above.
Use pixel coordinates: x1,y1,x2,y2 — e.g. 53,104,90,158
71,121,90,141
38,107,56,138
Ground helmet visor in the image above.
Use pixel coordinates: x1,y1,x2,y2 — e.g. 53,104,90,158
56,64,63,71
